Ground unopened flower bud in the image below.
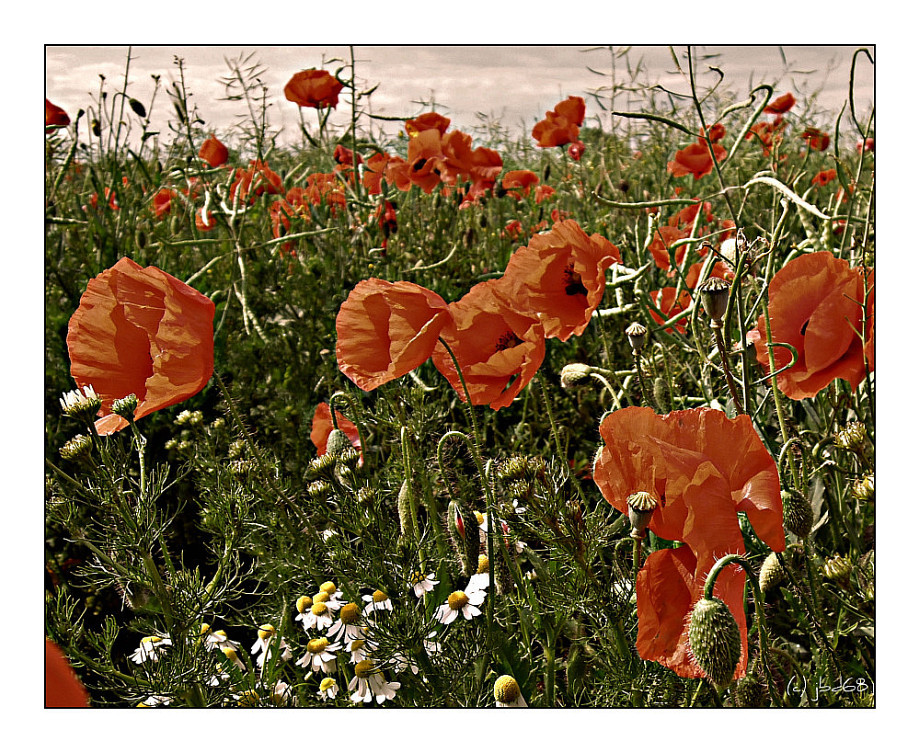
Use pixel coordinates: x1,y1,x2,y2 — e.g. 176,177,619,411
782,488,813,539
852,474,874,502
835,421,867,452
111,393,138,420
758,552,783,593
699,276,731,322
560,363,593,389
688,596,741,689
326,428,352,459
625,321,648,353
823,555,852,587
60,434,93,463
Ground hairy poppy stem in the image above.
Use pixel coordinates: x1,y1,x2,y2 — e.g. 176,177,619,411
710,320,744,414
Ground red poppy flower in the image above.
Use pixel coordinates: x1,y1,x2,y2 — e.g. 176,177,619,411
497,220,622,341
685,259,734,289
335,278,451,391
667,140,727,180
745,119,786,156
46,98,71,130
648,225,692,271
749,251,874,400
801,127,830,151
811,169,837,186
229,160,283,205
195,207,217,231
406,112,451,137
431,279,546,410
501,170,540,198
534,184,556,204
567,140,586,161
502,220,523,240
151,188,177,220
532,96,585,148
764,92,796,114
857,137,875,153
333,143,363,168
199,133,229,167
66,257,215,435
310,402,363,464
46,639,89,707
405,128,445,194
593,406,785,679
648,288,692,334
283,69,344,109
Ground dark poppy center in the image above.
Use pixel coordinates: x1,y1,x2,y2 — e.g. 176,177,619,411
495,330,523,352
563,264,588,297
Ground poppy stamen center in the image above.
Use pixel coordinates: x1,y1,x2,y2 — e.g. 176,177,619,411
495,330,523,352
563,264,588,297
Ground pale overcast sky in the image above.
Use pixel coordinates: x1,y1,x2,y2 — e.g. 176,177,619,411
45,45,874,147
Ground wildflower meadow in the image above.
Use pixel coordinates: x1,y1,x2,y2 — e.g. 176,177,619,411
44,46,875,711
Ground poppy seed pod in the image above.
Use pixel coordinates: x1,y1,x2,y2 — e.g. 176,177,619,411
625,321,648,353
559,363,593,389
782,488,813,539
626,491,658,539
688,596,742,689
698,276,732,323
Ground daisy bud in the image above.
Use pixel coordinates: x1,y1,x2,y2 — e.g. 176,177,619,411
852,474,874,502
688,596,742,689
497,455,529,482
782,488,813,539
494,675,527,707
835,421,867,452
626,491,658,539
625,321,648,353
823,555,852,587
698,276,731,323
111,393,138,420
560,363,593,389
60,434,93,463
758,552,784,594
307,480,332,500
307,452,337,479
296,596,313,614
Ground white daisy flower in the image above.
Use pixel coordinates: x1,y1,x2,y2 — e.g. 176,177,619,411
434,577,488,625
201,626,241,653
129,634,172,664
348,659,400,705
423,631,443,657
300,601,335,632
362,589,393,616
137,695,171,707
295,637,342,675
317,677,339,700
346,637,377,664
327,602,366,643
494,675,527,707
410,571,439,599
388,651,419,676
313,589,343,613
249,624,292,668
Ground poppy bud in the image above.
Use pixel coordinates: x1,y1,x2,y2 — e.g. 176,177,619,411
782,488,812,539
698,276,731,323
653,376,672,413
625,321,647,353
618,179,630,194
447,500,480,576
758,552,783,594
688,595,741,689
626,491,658,539
559,363,593,389
397,479,414,540
128,98,147,118
91,119,101,137
733,672,767,708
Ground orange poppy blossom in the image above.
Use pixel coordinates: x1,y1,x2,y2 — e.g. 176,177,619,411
801,127,830,152
406,112,451,137
748,251,874,400
746,118,787,156
46,639,89,707
151,188,177,220
497,220,622,341
500,170,540,199
310,402,363,465
335,278,451,392
199,133,229,167
648,287,693,334
431,279,546,410
66,257,215,435
567,140,586,161
667,124,728,180
532,96,585,148
764,92,796,115
229,160,283,205
593,406,785,680
46,98,71,130
811,169,837,187
283,69,344,109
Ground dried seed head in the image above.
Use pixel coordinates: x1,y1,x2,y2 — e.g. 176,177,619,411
688,596,742,689
627,491,658,539
625,321,648,353
758,552,783,594
698,276,731,322
782,488,813,539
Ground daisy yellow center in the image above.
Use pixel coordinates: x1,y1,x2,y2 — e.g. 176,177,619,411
372,590,388,603
199,623,211,636
221,647,239,660
257,624,275,640
340,603,361,624
141,636,162,645
477,554,490,574
411,571,425,585
320,581,337,595
474,511,485,525
354,659,375,678
311,602,330,616
350,639,366,652
448,591,469,611
494,675,521,703
213,630,227,640
313,592,330,604
296,595,313,613
307,638,330,654
238,690,260,707
319,678,337,691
